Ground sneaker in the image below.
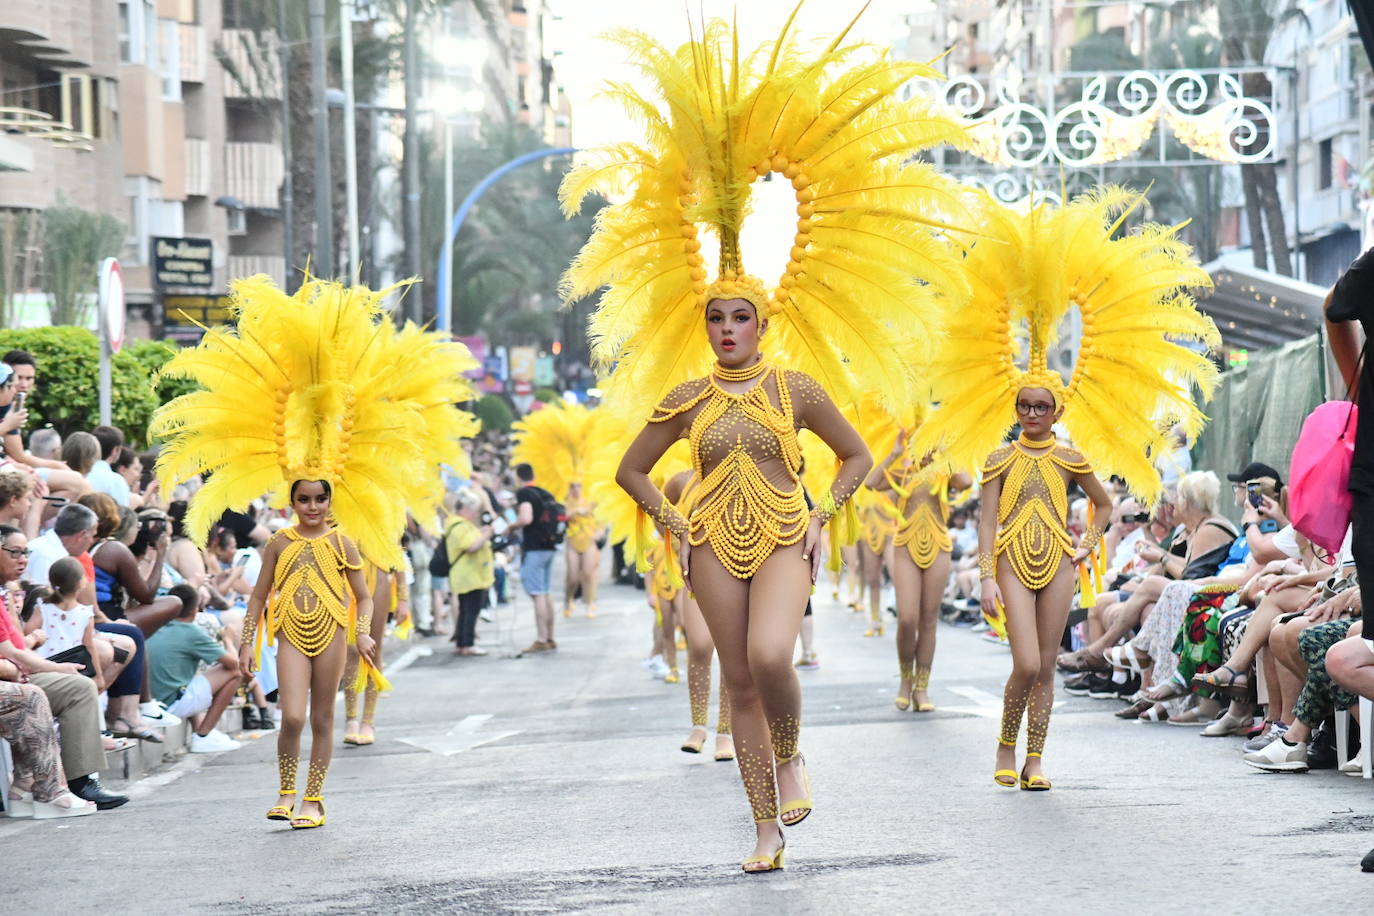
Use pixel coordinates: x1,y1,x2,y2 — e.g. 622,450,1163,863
1070,673,1111,697
1243,721,1288,753
1110,672,1142,700
1243,736,1309,772
190,729,242,754
794,653,820,670
1087,675,1123,699
1063,672,1096,696
1307,722,1337,770
648,655,670,679
139,701,181,727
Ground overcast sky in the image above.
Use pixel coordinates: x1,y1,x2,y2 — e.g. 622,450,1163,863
552,0,913,149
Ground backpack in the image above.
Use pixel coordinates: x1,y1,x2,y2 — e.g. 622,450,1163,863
525,486,567,549
427,517,463,579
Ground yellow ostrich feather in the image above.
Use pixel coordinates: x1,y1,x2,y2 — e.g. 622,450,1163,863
915,188,1219,505
560,2,972,421
510,401,599,503
150,275,479,569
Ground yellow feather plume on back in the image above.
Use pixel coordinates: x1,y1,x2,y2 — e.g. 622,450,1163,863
561,5,972,422
915,189,1218,504
151,275,480,569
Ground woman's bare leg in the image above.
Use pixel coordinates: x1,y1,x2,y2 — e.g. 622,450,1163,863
359,582,389,742
682,593,714,745
1022,565,1079,782
1216,587,1306,676
690,545,780,864
891,551,920,705
275,639,311,810
581,547,600,614
295,628,347,825
913,551,950,710
861,543,885,633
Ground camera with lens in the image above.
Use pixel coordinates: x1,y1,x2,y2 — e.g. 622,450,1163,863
480,511,493,525
1122,512,1150,523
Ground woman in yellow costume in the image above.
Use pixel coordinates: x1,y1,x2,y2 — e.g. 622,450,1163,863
663,468,734,759
916,190,1218,791
562,481,602,618
150,275,477,828
866,428,971,711
561,6,969,871
511,402,603,619
343,559,410,746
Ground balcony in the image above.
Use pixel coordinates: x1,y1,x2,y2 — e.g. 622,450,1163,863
184,138,209,197
224,142,282,210
220,29,281,100
228,255,285,287
179,24,206,83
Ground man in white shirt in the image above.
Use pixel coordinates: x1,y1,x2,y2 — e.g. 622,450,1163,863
86,426,131,506
27,503,98,585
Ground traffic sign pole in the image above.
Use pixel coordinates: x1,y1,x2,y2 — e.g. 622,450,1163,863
97,258,125,426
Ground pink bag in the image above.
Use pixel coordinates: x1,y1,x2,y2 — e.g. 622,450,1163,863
1288,399,1358,554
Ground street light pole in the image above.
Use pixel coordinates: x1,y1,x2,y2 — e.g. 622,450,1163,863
308,0,334,278
340,0,361,279
276,0,294,290
441,115,453,329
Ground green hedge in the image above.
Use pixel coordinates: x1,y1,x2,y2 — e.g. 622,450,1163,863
474,393,514,433
0,327,183,448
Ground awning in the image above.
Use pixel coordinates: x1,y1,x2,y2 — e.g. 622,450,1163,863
1197,250,1327,351
0,134,33,173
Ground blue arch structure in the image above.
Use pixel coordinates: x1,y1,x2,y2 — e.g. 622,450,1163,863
436,146,578,334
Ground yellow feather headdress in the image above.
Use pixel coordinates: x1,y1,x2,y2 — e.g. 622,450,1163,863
150,275,480,569
915,188,1220,505
559,2,972,419
510,401,598,502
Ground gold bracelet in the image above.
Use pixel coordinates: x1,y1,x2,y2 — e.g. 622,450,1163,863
1079,523,1105,555
812,489,839,525
978,552,996,580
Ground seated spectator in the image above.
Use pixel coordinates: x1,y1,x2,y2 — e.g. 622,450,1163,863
200,525,248,649
0,524,127,809
27,503,97,586
145,583,242,753
28,427,60,463
111,447,153,508
0,468,45,539
0,680,96,818
60,430,99,481
86,425,131,506
90,499,182,638
0,356,88,499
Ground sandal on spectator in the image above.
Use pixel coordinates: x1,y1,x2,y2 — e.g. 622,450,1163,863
1200,711,1252,737
1056,650,1108,673
32,792,96,819
1104,644,1149,675
110,715,163,743
1143,679,1188,702
1165,708,1208,727
5,788,33,818
1115,698,1152,720
1192,664,1248,693
1135,704,1169,723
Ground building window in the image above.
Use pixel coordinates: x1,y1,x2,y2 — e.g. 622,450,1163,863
160,20,181,100
1319,137,1333,190
118,1,157,65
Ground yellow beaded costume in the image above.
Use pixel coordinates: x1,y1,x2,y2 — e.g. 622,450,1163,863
982,441,1094,591
891,466,953,571
263,528,363,657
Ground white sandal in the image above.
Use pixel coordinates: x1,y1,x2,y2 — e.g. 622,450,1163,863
32,791,97,819
5,789,33,818
1105,643,1147,675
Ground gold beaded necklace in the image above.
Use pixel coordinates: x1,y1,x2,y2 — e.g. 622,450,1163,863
713,358,768,383
1017,432,1056,449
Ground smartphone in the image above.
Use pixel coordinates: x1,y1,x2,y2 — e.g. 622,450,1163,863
13,391,24,413
1246,482,1262,509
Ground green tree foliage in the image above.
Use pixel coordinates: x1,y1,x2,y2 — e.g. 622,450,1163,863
0,327,160,447
123,339,199,406
474,393,514,432
41,206,124,326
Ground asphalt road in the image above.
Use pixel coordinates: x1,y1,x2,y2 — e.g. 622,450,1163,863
9,568,1374,915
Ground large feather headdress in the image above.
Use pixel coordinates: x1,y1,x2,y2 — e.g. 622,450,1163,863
559,1,972,419
510,401,599,502
150,275,480,568
915,188,1220,505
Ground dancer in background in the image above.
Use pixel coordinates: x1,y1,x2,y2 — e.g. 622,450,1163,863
151,274,478,827
915,191,1219,792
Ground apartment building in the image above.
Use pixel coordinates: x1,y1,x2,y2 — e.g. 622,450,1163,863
0,0,285,337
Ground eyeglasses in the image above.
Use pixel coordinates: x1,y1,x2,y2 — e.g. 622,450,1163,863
0,546,30,558
1015,402,1053,417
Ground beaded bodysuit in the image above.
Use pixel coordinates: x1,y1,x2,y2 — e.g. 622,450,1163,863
266,527,363,657
859,497,895,554
892,465,952,570
982,444,1091,590
565,500,598,553
646,367,859,580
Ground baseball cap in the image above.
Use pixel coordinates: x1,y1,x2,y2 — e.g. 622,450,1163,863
1226,461,1283,486
0,363,11,386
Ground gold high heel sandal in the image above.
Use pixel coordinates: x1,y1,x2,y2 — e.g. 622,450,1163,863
342,719,361,746
994,741,1018,787
290,796,327,829
681,728,707,753
894,665,912,711
741,832,786,873
1019,753,1052,791
266,791,295,821
912,665,935,713
778,754,813,827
